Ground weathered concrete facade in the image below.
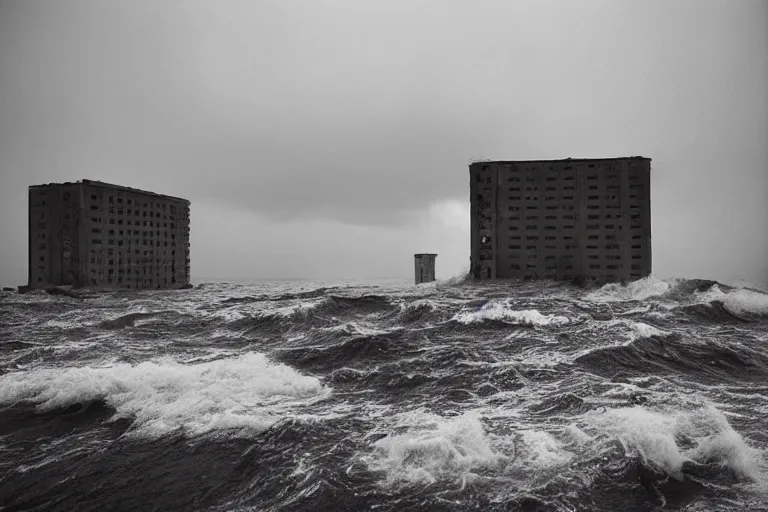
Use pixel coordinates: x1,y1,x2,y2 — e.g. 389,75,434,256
414,254,437,284
470,157,651,283
28,180,190,289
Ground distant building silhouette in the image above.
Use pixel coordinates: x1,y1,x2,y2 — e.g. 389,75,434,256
414,253,437,284
469,157,651,283
28,180,190,289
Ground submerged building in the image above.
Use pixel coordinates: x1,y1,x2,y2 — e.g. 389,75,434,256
469,157,651,283
414,253,437,284
28,180,190,289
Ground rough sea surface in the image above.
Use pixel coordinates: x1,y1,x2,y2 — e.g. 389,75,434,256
2,276,768,511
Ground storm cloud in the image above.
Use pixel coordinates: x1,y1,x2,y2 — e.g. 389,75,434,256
1,0,766,283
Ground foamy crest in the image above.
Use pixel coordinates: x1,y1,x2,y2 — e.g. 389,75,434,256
366,412,503,486
697,285,768,317
629,321,669,339
585,276,677,303
511,430,573,468
583,405,765,482
452,301,569,326
319,322,393,337
0,352,328,438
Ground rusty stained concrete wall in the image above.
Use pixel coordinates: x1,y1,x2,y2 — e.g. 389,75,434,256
28,180,190,289
414,253,437,284
469,157,651,283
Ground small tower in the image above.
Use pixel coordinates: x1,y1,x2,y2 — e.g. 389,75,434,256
414,254,437,284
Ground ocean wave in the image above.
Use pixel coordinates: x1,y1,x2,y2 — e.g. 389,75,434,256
364,411,506,487
574,333,768,382
395,299,441,323
583,405,766,483
0,352,328,439
696,285,768,318
628,321,670,339
451,301,570,326
584,276,679,302
98,311,161,329
279,329,411,373
218,286,341,305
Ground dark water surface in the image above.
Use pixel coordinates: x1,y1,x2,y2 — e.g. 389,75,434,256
2,277,768,511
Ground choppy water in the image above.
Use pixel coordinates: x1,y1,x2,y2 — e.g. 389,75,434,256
2,276,768,511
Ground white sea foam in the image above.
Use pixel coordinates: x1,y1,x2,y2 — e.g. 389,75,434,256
696,285,768,317
510,430,573,468
583,405,765,482
365,411,504,486
452,301,569,326
0,352,328,439
204,298,326,323
628,321,669,339
585,276,678,303
319,322,393,337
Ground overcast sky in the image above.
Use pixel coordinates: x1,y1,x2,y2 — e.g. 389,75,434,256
1,0,766,285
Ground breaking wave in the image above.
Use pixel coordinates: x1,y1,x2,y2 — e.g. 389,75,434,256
583,405,766,484
0,352,328,438
451,300,570,326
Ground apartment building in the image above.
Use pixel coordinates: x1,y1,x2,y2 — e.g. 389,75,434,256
28,180,190,289
469,157,651,283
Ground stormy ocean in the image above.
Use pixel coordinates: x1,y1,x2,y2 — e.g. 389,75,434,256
1,276,768,511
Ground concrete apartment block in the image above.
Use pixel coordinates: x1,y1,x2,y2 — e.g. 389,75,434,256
414,253,437,284
28,180,190,289
469,157,651,283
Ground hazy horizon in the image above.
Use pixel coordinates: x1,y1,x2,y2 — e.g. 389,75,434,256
1,0,766,286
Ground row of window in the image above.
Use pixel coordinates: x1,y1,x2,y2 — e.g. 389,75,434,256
89,256,185,264
90,268,185,276
506,173,640,182
89,202,186,218
507,242,641,249
89,278,183,287
508,263,643,271
91,228,178,238
92,193,181,212
92,239,181,247
90,216,183,229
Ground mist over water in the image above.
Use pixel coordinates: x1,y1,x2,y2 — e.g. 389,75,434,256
2,276,768,511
